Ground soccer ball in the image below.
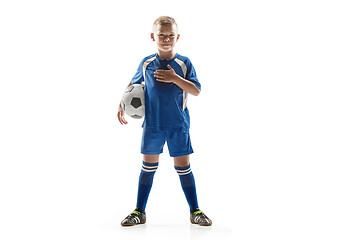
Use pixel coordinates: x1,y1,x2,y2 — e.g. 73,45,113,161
121,84,145,119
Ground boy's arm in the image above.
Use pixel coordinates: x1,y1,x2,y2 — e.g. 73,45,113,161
117,81,132,125
154,65,201,96
173,75,201,96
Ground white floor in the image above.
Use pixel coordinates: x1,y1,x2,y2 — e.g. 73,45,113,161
106,222,232,240
100,202,234,240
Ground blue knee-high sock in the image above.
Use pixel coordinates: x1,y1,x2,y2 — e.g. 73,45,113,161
136,161,158,213
175,164,199,213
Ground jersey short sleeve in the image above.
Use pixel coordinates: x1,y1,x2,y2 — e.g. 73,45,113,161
185,59,201,91
131,59,145,85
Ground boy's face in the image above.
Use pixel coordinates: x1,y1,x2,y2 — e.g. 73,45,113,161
151,23,180,53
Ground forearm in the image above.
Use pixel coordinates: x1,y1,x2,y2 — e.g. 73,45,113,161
173,75,201,96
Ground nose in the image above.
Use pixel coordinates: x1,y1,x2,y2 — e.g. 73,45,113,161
164,37,170,42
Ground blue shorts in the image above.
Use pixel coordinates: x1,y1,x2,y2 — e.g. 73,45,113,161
141,128,194,157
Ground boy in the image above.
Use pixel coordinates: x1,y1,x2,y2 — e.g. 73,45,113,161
117,16,212,226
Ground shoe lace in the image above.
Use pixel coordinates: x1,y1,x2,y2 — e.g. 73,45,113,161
193,210,203,215
131,210,141,215
125,211,140,220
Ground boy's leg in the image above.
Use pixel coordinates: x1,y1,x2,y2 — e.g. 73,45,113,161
121,155,160,226
174,155,212,226
136,154,160,213
174,155,199,213
174,155,190,167
143,154,160,163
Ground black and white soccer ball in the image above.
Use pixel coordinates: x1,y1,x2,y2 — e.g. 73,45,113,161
121,84,145,119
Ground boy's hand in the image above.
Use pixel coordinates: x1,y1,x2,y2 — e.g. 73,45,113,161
154,65,179,83
117,104,128,125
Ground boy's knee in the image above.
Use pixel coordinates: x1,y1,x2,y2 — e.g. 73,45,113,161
173,155,190,168
143,154,160,163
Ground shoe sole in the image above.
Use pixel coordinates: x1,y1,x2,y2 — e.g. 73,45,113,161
121,221,146,227
191,221,212,226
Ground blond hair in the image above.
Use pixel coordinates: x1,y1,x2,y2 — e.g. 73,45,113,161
152,16,178,32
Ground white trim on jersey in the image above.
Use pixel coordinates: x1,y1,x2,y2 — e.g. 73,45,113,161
174,58,187,77
174,58,188,110
142,56,156,81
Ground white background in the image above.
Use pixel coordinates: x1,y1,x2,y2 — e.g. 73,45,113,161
1,0,359,239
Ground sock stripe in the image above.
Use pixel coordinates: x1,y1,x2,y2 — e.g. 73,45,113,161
142,165,158,170
142,166,158,172
142,162,158,172
143,165,158,169
177,169,192,175
175,165,192,175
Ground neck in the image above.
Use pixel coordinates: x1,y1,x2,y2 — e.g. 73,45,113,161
157,50,176,60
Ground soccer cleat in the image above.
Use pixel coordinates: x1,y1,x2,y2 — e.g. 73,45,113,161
190,209,212,226
121,209,146,226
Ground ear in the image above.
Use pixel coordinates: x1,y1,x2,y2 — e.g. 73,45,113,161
176,34,180,41
151,33,155,41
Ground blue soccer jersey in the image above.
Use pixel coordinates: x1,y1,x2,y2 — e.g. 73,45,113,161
131,53,201,132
